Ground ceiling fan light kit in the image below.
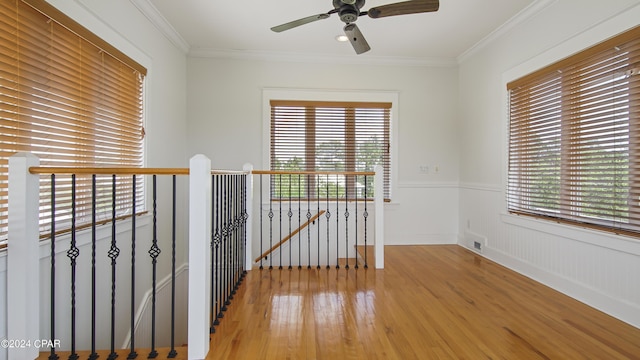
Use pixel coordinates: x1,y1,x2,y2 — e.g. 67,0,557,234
270,0,440,55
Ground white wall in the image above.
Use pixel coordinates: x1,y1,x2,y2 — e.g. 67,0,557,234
458,0,640,327
187,57,460,245
1,0,189,358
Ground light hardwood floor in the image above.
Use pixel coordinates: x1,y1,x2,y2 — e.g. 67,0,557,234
206,245,640,359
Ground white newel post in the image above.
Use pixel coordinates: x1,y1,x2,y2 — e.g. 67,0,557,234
7,153,40,360
374,165,384,269
188,154,212,360
242,163,253,272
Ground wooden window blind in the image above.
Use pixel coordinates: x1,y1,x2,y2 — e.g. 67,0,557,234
270,100,391,200
0,0,146,243
507,25,640,237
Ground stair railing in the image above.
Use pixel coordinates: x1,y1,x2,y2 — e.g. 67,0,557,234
249,166,384,270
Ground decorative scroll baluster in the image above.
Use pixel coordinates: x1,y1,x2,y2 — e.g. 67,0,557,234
354,175,359,270
242,173,248,278
287,174,293,270
336,180,339,269
259,175,264,269
325,174,330,269
268,175,273,270
345,177,350,270
68,174,79,360
363,174,369,268
278,174,283,269
298,174,302,270
230,175,237,298
210,175,217,333
227,175,233,296
128,175,138,360
148,175,161,359
317,175,321,269
169,175,178,358
215,175,224,322
306,175,312,270
108,175,120,360
89,175,98,360
222,175,230,310
49,175,59,360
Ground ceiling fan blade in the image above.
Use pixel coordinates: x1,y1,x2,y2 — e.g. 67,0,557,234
368,0,439,19
344,23,370,55
271,13,331,32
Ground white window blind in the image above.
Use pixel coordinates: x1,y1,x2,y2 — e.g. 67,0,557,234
507,25,640,236
270,100,391,200
0,0,146,243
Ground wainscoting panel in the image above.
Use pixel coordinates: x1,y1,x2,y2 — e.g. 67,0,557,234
459,183,640,328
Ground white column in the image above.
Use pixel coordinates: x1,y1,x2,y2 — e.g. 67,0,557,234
188,154,212,360
7,153,40,360
374,165,384,269
242,163,254,272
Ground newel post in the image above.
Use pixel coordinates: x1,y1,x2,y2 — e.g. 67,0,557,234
7,153,40,360
242,163,253,272
188,154,212,360
374,165,384,269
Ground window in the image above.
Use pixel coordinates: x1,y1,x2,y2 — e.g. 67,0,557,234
270,100,391,200
0,0,146,243
507,25,640,236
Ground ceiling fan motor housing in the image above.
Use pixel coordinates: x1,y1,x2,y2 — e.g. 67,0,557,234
334,0,365,23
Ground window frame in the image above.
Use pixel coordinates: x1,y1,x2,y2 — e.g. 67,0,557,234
262,88,398,203
506,25,640,238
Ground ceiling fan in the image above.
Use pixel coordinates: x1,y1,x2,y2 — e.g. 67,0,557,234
270,0,440,55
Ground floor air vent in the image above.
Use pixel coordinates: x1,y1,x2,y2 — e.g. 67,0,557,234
464,230,487,253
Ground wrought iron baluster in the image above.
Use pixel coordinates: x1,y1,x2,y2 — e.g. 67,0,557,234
148,175,161,359
354,175,359,270
268,175,273,270
317,175,321,269
242,173,248,278
227,175,233,303
68,174,79,360
306,175,312,269
363,174,369,269
223,175,230,309
108,175,121,360
259,175,264,269
278,174,282,269
89,175,98,360
49,175,59,360
298,174,302,270
345,177,350,270
336,179,339,269
325,174,330,269
169,175,178,358
288,174,293,270
128,175,138,360
209,175,218,334
231,175,238,297
214,174,223,324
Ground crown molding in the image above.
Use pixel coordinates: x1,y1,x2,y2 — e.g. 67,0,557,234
188,47,458,67
457,0,557,64
130,0,190,54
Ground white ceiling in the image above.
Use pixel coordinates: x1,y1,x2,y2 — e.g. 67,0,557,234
143,0,538,62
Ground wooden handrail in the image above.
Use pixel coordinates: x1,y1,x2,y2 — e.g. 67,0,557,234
29,167,249,176
254,210,326,263
252,169,376,176
29,167,190,175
